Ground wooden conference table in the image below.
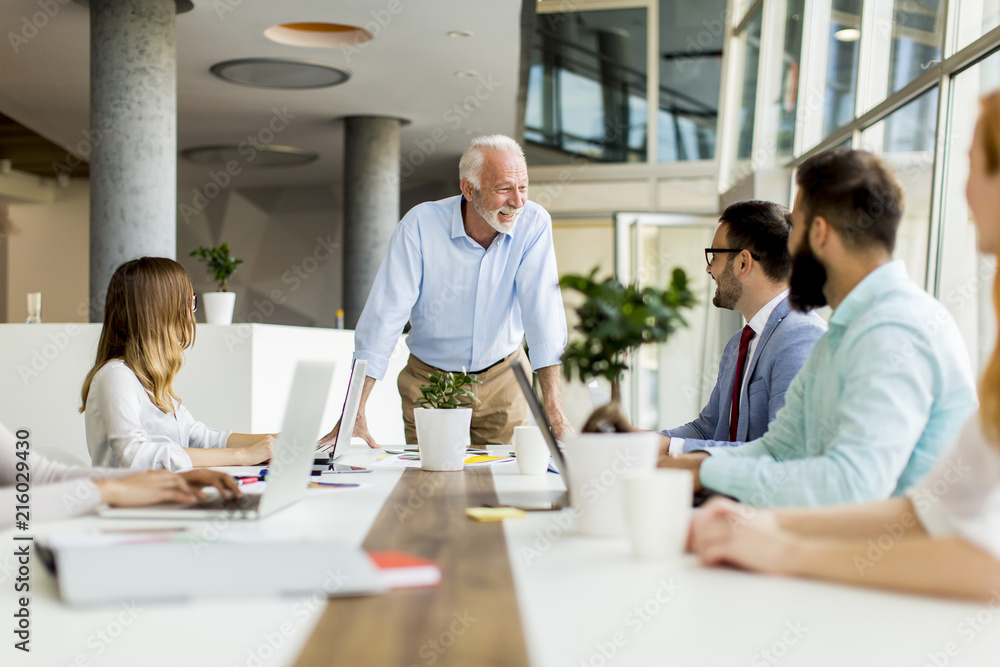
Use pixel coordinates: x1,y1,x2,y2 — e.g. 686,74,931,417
5,445,1000,667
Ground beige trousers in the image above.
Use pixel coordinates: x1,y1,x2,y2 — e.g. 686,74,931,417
397,347,531,446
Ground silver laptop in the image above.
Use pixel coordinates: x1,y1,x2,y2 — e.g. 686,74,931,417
98,360,336,520
318,358,373,473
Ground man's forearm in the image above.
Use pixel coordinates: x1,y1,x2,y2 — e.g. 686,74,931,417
359,376,377,413
535,364,573,436
535,365,565,412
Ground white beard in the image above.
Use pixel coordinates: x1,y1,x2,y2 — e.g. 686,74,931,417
472,189,522,234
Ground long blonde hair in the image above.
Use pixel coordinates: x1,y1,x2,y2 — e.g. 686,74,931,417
80,257,196,414
977,91,1000,444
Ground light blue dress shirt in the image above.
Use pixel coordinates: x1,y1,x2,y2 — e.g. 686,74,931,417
699,261,978,507
354,195,567,381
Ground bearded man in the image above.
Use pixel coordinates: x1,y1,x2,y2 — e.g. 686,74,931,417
321,135,572,447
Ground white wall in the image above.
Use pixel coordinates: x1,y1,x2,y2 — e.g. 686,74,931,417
4,178,89,323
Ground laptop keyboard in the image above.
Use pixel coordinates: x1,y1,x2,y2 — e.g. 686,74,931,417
196,493,261,512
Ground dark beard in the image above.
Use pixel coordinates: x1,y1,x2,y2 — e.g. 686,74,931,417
711,265,742,310
788,240,828,312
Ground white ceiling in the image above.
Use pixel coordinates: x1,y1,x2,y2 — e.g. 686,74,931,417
0,0,523,194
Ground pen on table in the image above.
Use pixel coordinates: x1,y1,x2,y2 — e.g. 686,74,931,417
236,476,258,485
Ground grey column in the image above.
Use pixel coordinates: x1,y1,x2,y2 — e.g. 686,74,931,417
89,0,177,321
343,116,401,329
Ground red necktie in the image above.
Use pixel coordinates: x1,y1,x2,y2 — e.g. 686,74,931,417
729,324,756,441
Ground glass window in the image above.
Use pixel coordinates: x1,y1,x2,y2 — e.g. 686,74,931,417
525,8,649,165
937,51,1000,372
736,11,762,160
823,0,863,137
634,223,718,430
658,0,725,162
888,0,944,94
955,0,1000,51
763,0,805,158
861,87,939,288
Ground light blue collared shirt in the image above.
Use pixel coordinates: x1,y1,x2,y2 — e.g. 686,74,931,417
354,195,567,380
699,261,978,506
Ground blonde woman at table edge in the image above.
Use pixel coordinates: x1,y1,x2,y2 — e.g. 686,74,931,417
80,257,276,471
689,92,1000,601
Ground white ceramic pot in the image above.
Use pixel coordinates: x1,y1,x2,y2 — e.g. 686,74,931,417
414,407,472,471
562,432,661,537
202,291,236,325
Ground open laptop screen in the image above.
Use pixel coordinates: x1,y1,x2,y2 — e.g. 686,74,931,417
509,360,567,477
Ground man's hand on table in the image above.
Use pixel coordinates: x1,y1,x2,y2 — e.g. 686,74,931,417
658,450,708,492
318,411,381,449
545,407,575,442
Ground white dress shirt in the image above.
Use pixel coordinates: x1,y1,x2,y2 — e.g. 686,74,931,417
669,290,790,457
353,195,567,380
909,413,1000,560
1,422,132,530
85,360,231,471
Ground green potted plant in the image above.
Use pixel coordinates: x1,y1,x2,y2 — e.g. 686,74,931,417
190,243,244,325
559,266,697,422
556,267,697,537
414,370,481,471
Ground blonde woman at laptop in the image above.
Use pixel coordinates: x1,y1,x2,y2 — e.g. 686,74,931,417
1,422,239,530
688,92,1000,600
81,257,275,471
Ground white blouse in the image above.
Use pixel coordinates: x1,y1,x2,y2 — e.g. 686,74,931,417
85,360,231,471
909,413,1000,560
1,422,132,530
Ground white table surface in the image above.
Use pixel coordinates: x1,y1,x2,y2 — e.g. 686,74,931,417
3,444,1000,667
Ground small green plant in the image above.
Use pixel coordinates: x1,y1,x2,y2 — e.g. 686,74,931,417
560,267,697,401
417,370,482,409
190,243,243,292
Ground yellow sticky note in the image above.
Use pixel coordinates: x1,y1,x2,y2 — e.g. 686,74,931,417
465,507,527,522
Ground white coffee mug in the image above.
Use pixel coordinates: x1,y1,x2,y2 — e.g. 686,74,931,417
513,425,550,475
623,469,693,559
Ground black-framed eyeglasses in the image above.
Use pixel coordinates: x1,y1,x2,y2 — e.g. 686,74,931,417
192,294,198,313
705,248,759,266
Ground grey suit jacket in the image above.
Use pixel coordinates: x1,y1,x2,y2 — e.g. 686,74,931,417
663,297,826,451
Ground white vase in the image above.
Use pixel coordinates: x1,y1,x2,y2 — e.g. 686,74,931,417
562,432,661,537
414,407,472,471
202,291,236,325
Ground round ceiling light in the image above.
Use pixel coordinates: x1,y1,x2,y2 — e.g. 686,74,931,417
834,28,861,42
210,58,350,89
181,145,319,168
264,22,373,48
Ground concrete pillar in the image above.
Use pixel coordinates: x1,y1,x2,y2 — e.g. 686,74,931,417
88,0,177,322
343,116,401,329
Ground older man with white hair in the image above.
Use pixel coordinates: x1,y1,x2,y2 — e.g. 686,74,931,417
321,134,572,447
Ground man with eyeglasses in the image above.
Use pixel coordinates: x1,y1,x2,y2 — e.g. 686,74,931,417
659,200,826,456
